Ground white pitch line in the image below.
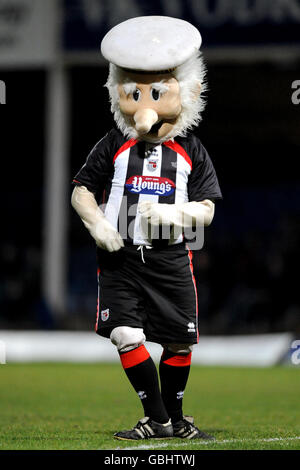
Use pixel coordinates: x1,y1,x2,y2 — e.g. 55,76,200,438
117,436,300,451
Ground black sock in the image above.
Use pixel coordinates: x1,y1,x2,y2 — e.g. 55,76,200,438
159,349,192,424
119,345,169,424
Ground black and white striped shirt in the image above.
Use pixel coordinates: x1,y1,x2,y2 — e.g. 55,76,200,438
73,129,222,246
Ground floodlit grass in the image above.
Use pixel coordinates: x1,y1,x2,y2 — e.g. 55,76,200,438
0,363,299,450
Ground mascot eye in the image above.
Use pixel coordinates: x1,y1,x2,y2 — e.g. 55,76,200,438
151,89,160,101
133,89,141,102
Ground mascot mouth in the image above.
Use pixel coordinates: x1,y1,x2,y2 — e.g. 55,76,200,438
149,120,163,134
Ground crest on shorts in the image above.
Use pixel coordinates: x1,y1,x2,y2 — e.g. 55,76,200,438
147,159,158,172
101,308,110,321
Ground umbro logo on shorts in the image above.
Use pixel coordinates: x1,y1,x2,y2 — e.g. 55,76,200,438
187,322,196,332
125,175,175,196
138,390,147,400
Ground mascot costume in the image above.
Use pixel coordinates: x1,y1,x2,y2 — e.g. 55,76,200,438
72,16,222,440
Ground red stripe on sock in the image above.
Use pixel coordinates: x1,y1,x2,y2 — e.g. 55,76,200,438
120,345,150,369
163,352,192,367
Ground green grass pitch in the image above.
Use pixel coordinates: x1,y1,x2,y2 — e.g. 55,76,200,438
0,363,299,450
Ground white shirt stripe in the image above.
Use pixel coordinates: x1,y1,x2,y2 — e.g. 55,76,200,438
133,144,162,245
104,147,130,230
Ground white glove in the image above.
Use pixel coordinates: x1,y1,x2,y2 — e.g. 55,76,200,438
138,200,215,228
88,215,124,252
71,186,124,252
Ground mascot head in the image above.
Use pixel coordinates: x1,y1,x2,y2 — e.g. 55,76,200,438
101,16,206,144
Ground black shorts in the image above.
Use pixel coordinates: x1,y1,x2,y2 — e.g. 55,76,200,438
95,243,199,345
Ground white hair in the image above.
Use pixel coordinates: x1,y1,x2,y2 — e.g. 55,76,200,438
151,81,169,95
122,82,138,96
104,51,207,143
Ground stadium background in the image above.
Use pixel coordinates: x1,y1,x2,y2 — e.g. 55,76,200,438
1,0,300,339
0,0,300,452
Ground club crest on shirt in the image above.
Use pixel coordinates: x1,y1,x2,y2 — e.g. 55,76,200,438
125,175,175,196
147,159,158,172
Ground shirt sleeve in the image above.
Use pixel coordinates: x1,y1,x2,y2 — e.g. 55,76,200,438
72,132,113,194
188,137,222,202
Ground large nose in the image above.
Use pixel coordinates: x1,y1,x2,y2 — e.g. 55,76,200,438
134,108,158,134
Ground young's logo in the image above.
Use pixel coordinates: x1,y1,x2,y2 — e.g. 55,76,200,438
101,308,110,321
126,175,175,196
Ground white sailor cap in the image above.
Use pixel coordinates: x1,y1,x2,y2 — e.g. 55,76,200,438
101,16,202,73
